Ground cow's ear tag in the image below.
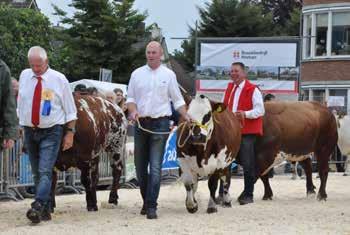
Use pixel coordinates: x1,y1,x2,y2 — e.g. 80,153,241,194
216,106,223,113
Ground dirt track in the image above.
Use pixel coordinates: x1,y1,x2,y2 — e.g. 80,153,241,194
1,174,349,235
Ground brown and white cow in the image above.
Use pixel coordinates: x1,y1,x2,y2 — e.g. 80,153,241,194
334,114,350,175
51,95,127,211
256,101,338,201
177,94,241,213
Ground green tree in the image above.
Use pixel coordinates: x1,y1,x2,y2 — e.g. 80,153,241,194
54,0,148,83
173,0,275,71
0,5,53,78
260,0,301,27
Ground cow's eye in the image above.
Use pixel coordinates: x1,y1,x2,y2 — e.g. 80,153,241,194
202,112,211,125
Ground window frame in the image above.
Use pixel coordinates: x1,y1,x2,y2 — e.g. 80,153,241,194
302,7,350,60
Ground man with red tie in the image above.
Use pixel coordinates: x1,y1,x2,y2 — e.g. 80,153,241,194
222,62,265,205
18,46,77,223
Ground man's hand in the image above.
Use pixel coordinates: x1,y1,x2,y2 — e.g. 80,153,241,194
177,105,191,123
182,113,191,123
62,132,74,151
129,111,139,121
2,139,14,149
234,111,246,127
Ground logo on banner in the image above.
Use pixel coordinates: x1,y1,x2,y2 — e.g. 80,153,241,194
162,128,179,170
233,51,240,59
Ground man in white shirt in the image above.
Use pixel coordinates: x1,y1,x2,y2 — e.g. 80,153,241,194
222,62,265,205
127,41,190,219
18,46,77,224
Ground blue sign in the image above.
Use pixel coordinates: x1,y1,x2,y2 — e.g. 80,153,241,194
19,153,34,184
162,128,179,170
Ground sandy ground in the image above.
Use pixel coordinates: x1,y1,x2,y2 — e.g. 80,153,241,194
1,174,350,235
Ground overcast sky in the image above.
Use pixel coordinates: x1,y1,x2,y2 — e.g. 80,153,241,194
36,0,211,53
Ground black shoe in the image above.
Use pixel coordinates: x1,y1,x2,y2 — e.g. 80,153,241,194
140,204,147,215
237,191,245,201
146,208,158,219
238,196,253,205
41,209,52,221
26,201,43,224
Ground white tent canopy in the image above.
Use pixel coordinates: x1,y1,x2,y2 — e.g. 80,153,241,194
70,79,127,95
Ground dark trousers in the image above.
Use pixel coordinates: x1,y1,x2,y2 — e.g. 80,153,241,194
238,134,257,198
134,118,169,209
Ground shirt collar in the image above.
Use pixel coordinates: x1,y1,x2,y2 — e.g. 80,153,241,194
146,64,162,71
30,67,50,81
233,80,245,89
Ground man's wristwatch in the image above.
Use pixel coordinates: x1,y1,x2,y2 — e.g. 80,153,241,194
66,127,76,133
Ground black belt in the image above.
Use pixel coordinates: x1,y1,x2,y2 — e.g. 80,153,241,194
25,124,63,131
138,116,170,121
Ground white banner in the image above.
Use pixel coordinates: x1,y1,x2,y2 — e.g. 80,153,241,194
328,96,345,107
196,80,297,93
200,43,297,67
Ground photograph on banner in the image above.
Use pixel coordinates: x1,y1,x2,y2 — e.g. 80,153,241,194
196,41,300,94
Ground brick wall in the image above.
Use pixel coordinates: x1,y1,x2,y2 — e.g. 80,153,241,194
301,60,350,82
304,0,350,6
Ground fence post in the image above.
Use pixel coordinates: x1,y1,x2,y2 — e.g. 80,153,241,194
0,149,18,201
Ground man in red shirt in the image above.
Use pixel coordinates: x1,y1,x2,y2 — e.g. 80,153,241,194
222,62,265,205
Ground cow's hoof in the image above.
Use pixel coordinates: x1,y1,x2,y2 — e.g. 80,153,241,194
87,205,98,211
108,192,119,205
317,193,327,201
186,206,198,214
222,201,232,208
262,196,273,200
214,196,224,205
206,207,217,214
108,197,118,206
262,193,273,200
307,190,316,196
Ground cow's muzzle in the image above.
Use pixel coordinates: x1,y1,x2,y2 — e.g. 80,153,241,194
189,125,207,144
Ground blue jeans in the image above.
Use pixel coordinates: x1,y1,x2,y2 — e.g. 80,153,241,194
134,118,169,209
24,125,63,206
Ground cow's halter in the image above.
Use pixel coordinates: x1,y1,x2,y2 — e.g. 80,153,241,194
177,111,221,148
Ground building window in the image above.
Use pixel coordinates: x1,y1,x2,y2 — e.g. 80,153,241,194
328,89,348,114
316,13,328,56
305,15,312,58
303,9,350,59
332,12,350,56
313,89,326,104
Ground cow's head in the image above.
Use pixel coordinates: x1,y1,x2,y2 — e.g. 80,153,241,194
186,94,225,146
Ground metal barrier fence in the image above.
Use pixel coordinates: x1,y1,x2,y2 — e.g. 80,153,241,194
1,132,347,201
0,134,127,201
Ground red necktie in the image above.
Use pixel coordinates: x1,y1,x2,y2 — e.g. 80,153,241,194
228,85,238,112
31,76,42,126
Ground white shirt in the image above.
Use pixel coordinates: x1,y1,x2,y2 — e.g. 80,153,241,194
126,64,185,118
18,68,77,128
226,80,265,119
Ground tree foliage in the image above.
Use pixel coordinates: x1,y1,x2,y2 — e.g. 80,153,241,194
0,5,53,78
54,0,148,83
260,0,302,27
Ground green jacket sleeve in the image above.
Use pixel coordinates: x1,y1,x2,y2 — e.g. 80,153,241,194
0,60,18,140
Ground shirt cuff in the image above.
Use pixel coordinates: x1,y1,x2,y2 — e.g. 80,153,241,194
244,110,253,119
66,113,78,123
126,97,135,104
173,100,186,110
